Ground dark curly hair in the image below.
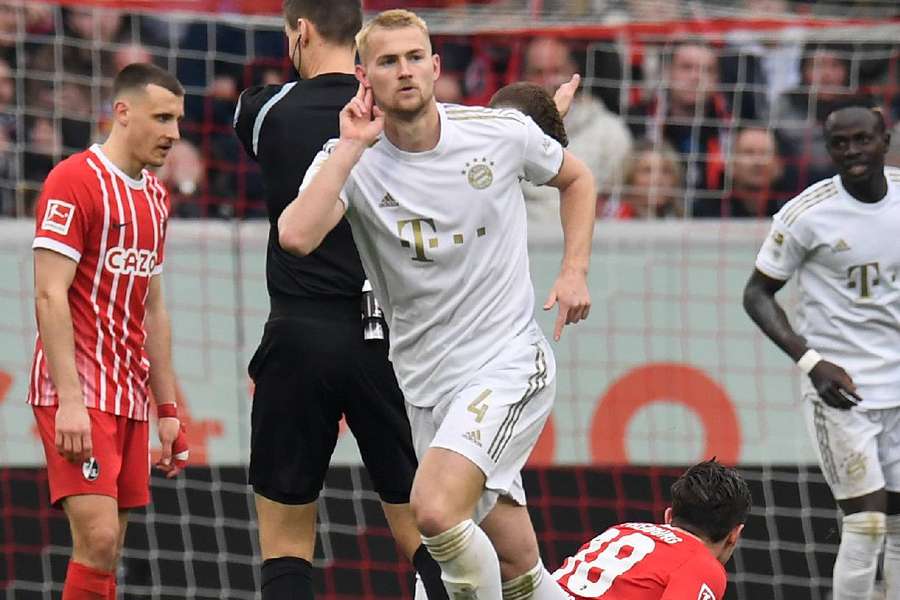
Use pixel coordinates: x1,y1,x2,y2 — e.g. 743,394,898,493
670,459,752,543
489,82,568,147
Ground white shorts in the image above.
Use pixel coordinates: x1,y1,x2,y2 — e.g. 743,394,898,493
802,381,900,500
407,336,556,523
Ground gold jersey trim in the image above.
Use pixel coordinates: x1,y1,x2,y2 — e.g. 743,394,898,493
782,182,838,225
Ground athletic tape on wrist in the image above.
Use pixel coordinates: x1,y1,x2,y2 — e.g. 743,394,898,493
157,403,178,419
797,349,823,375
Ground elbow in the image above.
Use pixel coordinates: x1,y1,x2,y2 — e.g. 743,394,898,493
34,286,60,309
742,284,758,317
277,224,317,257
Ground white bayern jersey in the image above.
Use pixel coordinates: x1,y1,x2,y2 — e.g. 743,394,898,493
755,167,900,409
300,103,564,407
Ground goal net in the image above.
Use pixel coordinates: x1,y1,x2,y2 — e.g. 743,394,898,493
1,1,899,599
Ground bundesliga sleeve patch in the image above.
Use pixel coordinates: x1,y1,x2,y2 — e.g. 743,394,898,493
41,199,76,235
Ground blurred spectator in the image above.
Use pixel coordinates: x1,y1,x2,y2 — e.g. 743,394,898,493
771,42,854,191
602,139,684,219
628,41,730,198
693,126,784,218
435,73,465,104
521,36,632,222
888,122,900,168
65,7,124,43
0,56,15,130
157,140,206,218
113,44,154,75
0,1,19,64
24,3,54,35
61,7,127,76
23,116,59,208
720,0,803,121
0,108,13,214
58,81,93,152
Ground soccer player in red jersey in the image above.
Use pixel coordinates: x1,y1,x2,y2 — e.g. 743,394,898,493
553,461,750,600
29,63,188,600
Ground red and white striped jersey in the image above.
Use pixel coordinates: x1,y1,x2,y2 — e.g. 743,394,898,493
29,144,170,421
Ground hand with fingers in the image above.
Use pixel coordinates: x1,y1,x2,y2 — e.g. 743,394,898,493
553,74,580,119
156,405,189,478
55,398,92,464
340,82,385,147
809,360,861,410
543,268,591,341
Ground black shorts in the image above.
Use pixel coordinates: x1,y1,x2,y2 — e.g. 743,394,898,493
248,296,416,505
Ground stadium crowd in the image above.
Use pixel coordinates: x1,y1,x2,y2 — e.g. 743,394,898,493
0,0,898,220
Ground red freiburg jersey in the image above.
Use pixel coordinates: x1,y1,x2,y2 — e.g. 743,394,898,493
553,523,726,600
29,144,170,421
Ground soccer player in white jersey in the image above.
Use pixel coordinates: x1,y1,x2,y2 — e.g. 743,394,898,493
278,9,595,600
744,99,900,599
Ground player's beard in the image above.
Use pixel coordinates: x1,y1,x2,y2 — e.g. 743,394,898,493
388,87,431,122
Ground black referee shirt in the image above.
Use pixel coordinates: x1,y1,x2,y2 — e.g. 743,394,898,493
234,73,364,300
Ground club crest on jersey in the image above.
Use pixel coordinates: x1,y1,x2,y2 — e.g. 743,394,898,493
697,583,716,600
82,457,100,482
105,247,158,277
42,200,76,235
462,158,494,190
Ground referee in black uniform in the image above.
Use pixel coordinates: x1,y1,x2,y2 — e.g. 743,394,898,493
233,2,446,599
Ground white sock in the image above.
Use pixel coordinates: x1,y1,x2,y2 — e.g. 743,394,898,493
833,511,885,600
502,560,568,600
422,519,502,600
884,515,900,600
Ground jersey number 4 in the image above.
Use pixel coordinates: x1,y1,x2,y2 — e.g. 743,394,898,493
557,528,656,597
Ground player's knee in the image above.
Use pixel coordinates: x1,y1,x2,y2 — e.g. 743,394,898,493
411,494,462,538
497,545,539,582
78,525,120,568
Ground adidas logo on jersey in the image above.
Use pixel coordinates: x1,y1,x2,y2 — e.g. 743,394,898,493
697,583,716,600
463,430,481,447
833,239,851,252
379,192,399,208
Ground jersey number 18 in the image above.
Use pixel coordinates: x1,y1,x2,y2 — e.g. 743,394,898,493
556,528,656,597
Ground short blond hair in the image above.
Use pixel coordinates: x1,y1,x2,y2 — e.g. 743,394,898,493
356,9,430,63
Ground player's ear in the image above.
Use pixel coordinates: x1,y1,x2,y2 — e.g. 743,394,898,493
112,98,130,127
355,64,369,89
663,507,673,524
432,52,441,81
728,523,744,546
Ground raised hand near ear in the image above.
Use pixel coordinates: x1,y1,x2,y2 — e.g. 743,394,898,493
340,83,384,147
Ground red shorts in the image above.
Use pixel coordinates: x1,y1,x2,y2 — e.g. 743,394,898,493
33,405,150,509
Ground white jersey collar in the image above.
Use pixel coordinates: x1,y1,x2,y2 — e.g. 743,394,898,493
378,102,450,162
90,144,147,190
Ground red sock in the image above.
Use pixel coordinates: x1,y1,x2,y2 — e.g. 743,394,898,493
107,577,117,600
62,561,113,600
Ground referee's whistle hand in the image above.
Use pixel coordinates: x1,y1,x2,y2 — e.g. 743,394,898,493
55,401,92,464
